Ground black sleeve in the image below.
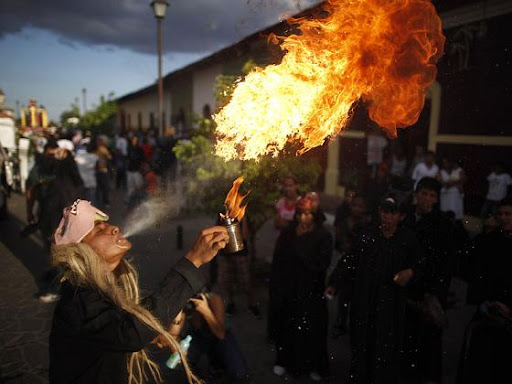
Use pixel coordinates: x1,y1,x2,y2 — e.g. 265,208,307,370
328,230,365,301
65,258,206,352
137,258,206,343
424,217,455,304
327,251,352,289
405,230,425,285
464,235,488,305
337,233,364,302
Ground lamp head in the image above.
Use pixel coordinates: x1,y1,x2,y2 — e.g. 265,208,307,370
151,0,169,19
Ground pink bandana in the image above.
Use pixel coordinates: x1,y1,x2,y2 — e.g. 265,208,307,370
54,199,109,245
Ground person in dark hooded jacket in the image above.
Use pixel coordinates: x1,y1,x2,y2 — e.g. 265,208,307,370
457,198,512,384
327,197,423,384
401,177,455,384
270,195,332,381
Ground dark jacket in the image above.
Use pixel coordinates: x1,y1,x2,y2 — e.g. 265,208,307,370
127,145,145,172
402,207,454,307
465,228,512,308
346,223,423,384
49,258,205,384
270,224,333,376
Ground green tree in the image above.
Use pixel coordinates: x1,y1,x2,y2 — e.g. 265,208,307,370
59,102,81,129
81,92,117,136
59,93,117,136
174,61,322,258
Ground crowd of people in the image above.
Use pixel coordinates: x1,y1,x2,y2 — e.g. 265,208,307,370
3,126,511,384
262,151,511,384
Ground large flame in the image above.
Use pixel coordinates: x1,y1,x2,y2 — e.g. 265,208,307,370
214,0,445,160
221,177,249,222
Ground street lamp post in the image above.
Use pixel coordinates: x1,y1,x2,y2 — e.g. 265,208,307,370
151,0,169,137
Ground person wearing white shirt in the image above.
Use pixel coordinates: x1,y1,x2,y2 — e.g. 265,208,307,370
481,162,512,218
115,134,128,156
74,140,98,205
438,158,466,220
412,151,439,190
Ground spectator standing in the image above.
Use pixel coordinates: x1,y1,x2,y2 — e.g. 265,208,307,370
30,147,84,302
326,197,422,384
389,144,414,205
25,141,58,232
408,145,425,177
334,188,357,224
74,139,98,206
402,177,454,384
329,194,372,337
267,173,301,340
274,174,301,230
127,162,159,207
366,163,391,216
141,136,155,164
480,162,511,219
141,162,159,198
126,136,145,204
438,158,466,221
114,132,128,190
0,145,10,220
155,126,178,190
333,194,370,255
457,198,512,384
271,196,332,381
390,143,408,178
411,151,439,190
367,133,388,178
215,217,260,318
115,132,128,157
95,137,112,209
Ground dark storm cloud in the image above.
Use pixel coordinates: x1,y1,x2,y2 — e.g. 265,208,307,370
0,0,318,55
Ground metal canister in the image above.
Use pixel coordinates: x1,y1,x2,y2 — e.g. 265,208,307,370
223,217,244,253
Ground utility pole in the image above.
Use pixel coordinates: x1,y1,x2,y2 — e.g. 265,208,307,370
82,88,87,115
151,0,169,138
157,17,164,137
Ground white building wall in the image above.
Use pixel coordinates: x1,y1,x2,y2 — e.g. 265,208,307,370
119,92,157,130
192,64,222,116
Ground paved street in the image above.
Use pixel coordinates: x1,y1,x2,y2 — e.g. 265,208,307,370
0,188,475,383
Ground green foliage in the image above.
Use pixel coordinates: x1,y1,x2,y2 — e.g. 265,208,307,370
59,93,117,136
173,115,241,214
59,103,81,129
174,60,322,234
81,93,117,136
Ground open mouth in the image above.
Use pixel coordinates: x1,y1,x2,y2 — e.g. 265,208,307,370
116,233,131,249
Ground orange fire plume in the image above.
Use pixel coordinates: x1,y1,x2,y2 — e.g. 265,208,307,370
214,0,445,160
221,177,250,222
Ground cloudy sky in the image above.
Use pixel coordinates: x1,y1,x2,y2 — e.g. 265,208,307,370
0,0,319,121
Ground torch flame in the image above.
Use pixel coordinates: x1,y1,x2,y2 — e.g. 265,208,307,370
222,177,249,222
214,0,445,160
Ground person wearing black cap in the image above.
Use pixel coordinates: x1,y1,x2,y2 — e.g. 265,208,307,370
326,196,423,384
401,176,455,384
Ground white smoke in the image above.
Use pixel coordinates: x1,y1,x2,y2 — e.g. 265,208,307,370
122,190,184,238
